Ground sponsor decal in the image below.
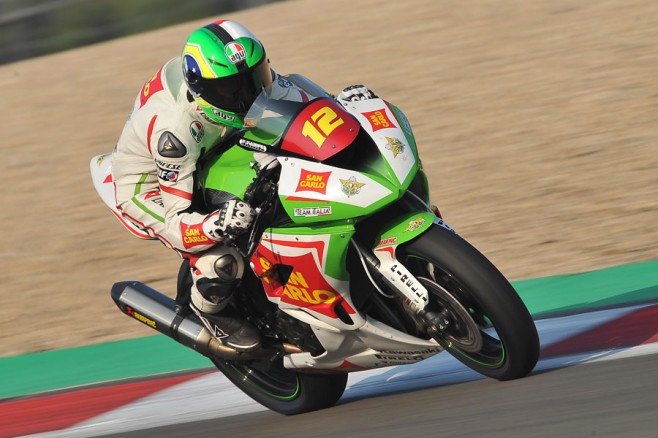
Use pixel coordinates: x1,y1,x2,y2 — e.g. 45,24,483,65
374,354,423,362
339,176,365,197
238,138,268,152
382,348,442,355
212,108,236,121
390,263,426,303
180,223,211,249
225,42,246,64
396,110,413,135
259,265,339,306
436,218,455,233
296,169,331,195
126,306,156,328
405,216,426,232
294,206,332,217
144,190,164,207
157,166,179,182
189,121,205,143
385,136,405,158
252,238,357,319
376,237,398,247
197,109,217,125
277,76,293,88
362,108,397,132
154,160,181,170
95,154,109,166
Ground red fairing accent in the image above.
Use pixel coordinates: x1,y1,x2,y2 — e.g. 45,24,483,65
281,98,360,161
375,246,395,260
251,240,356,319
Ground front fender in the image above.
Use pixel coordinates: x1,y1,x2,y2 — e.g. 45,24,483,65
373,211,436,250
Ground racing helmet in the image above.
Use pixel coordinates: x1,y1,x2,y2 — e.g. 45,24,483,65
182,20,273,128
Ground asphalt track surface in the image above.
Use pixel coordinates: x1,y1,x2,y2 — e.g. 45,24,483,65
6,303,656,438
101,353,658,438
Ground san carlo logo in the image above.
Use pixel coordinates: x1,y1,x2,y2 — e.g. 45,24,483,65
362,108,397,132
296,169,331,195
225,42,246,64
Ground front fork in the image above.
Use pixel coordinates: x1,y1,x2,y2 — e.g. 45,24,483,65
351,209,453,332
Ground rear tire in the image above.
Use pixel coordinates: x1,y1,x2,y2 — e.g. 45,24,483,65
401,224,539,380
211,358,347,415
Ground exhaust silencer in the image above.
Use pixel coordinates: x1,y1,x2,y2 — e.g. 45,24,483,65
111,281,242,360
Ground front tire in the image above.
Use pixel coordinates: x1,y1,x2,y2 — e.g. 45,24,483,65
211,357,347,415
400,224,539,380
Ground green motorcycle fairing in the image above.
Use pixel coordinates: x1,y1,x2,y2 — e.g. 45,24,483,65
198,89,437,323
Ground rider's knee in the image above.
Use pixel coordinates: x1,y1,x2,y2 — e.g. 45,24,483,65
190,246,244,313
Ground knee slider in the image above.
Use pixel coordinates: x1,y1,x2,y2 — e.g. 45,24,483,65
196,254,241,304
196,277,235,304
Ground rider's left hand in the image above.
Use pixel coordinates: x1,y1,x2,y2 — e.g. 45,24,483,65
337,85,377,103
253,152,279,170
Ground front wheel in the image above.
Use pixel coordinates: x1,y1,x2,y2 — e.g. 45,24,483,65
400,224,539,380
211,357,347,415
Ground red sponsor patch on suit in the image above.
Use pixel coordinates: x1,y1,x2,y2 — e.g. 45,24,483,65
362,108,397,132
139,67,164,108
296,169,331,195
180,223,212,249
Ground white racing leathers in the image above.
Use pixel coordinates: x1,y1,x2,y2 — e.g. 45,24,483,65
112,57,308,312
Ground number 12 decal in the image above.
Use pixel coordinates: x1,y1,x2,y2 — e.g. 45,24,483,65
302,107,345,148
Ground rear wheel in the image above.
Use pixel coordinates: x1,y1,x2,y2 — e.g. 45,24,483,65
211,357,347,415
400,224,539,380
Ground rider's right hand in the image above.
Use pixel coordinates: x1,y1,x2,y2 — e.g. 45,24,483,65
203,199,255,241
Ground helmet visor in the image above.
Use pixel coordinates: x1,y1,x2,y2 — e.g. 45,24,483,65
190,59,273,115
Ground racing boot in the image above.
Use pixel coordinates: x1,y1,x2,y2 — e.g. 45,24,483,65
194,304,261,352
190,249,261,351
191,272,261,352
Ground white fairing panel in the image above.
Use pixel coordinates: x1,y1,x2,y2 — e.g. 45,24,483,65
277,157,393,207
343,98,417,185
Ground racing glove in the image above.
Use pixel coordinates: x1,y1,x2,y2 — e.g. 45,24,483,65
336,85,378,103
253,151,279,170
203,199,255,241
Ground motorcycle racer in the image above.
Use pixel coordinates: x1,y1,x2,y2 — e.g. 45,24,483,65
111,19,375,351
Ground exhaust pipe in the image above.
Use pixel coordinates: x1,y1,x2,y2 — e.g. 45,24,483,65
111,281,263,360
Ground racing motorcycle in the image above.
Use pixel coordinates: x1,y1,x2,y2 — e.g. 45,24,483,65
90,75,539,415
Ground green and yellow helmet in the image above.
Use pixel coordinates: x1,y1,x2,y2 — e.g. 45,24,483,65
182,20,273,128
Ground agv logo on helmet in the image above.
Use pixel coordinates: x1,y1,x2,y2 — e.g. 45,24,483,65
225,42,246,64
